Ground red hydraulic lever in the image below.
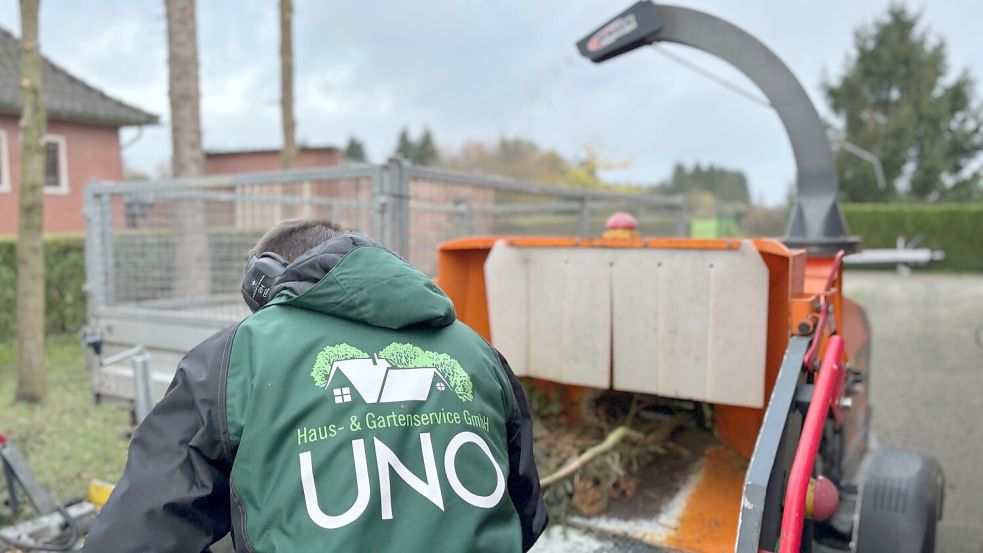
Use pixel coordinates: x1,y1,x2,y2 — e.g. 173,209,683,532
778,335,845,553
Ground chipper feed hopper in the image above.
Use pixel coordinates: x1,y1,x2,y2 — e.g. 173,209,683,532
436,232,943,552
419,3,939,550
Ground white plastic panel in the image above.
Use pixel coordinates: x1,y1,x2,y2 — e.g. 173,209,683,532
485,240,768,408
704,242,769,405
611,242,768,407
529,249,611,388
485,243,610,388
612,250,711,401
484,240,529,376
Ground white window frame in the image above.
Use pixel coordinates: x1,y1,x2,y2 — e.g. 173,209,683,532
42,134,69,195
0,130,11,194
333,386,353,404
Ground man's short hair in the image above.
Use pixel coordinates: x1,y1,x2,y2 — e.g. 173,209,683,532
251,219,347,262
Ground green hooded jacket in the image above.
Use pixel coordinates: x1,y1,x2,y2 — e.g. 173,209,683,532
84,235,547,553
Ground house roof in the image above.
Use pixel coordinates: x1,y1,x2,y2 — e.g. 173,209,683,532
205,146,340,157
0,27,158,126
327,358,449,404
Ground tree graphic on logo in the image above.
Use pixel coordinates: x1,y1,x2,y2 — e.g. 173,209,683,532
311,344,368,388
310,342,474,402
378,343,474,402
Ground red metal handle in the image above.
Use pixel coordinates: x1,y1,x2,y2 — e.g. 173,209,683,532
778,335,845,553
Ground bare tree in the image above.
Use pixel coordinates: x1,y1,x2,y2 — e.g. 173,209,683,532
280,0,296,168
166,0,210,295
16,0,47,402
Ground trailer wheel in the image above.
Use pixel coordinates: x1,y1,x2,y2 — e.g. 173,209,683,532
854,450,944,553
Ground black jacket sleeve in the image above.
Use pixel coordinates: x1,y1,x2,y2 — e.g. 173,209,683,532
497,351,549,551
83,325,237,553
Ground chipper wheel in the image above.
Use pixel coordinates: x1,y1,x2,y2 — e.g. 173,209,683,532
854,449,944,553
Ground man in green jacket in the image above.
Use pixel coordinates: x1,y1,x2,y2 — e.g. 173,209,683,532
84,220,548,552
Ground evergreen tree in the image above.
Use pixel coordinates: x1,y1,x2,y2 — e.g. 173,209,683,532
395,127,414,160
343,136,367,162
415,128,439,166
393,127,438,165
663,162,750,204
824,6,983,201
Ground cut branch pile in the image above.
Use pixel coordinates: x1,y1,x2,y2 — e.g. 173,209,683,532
528,386,695,519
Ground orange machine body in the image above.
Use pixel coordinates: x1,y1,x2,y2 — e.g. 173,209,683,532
435,235,870,551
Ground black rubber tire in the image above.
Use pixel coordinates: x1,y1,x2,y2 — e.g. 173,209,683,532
854,450,944,553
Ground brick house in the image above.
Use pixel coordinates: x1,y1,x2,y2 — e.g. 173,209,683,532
202,146,376,232
0,27,158,235
203,146,341,175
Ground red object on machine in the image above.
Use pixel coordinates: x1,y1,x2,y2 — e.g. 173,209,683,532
605,211,637,230
778,335,845,553
803,251,845,369
0,432,6,447
810,476,840,522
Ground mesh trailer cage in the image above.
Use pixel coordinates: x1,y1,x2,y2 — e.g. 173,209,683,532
400,164,687,275
83,160,684,407
84,160,685,324
84,164,384,324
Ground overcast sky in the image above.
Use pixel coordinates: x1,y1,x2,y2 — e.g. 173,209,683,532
0,1,980,205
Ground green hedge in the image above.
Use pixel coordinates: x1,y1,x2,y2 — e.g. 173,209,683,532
843,203,983,272
0,234,86,341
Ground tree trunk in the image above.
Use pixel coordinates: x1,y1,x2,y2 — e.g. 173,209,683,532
165,0,210,296
280,0,296,169
17,0,47,402
16,0,47,403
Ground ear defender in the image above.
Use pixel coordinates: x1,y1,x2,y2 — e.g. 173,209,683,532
241,252,289,312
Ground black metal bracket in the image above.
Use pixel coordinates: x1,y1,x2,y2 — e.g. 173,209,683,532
1,441,57,517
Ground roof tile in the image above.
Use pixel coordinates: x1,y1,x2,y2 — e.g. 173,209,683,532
0,26,158,126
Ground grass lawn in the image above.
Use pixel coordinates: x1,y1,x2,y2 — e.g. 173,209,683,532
0,335,131,524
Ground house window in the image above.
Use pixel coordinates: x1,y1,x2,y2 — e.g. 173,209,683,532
333,387,353,404
0,130,10,193
435,382,446,391
42,135,69,194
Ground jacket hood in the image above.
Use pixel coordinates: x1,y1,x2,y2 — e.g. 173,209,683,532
264,233,456,329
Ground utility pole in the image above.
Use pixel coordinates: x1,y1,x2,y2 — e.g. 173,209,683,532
280,0,296,168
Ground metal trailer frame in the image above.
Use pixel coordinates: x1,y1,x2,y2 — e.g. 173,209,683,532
82,160,684,409
1,435,96,549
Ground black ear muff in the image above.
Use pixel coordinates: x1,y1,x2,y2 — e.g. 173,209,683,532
242,252,289,312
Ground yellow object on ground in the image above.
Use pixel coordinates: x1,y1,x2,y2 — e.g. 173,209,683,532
86,479,115,507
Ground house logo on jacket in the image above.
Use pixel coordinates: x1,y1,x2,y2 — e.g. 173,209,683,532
310,342,474,404
299,342,506,531
324,355,450,405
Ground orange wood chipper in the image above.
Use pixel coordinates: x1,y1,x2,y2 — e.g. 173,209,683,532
435,226,943,553
417,4,935,551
